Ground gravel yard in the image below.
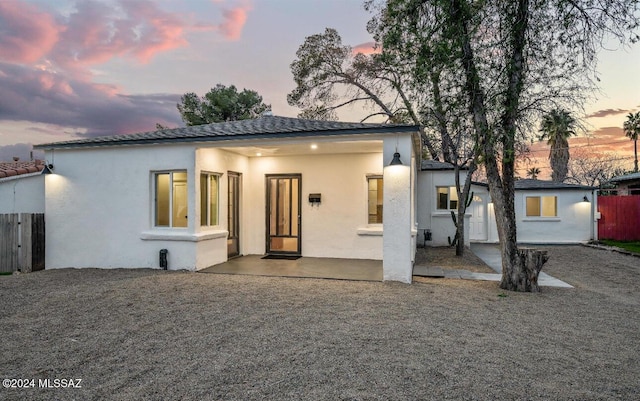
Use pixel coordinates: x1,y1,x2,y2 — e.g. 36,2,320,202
1,245,639,400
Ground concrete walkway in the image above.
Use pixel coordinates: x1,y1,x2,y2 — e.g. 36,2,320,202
469,244,573,288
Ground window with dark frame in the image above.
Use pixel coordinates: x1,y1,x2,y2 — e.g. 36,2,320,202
155,171,188,228
367,176,383,224
200,173,220,227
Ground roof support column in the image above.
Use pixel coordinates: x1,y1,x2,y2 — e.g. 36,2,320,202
383,134,413,283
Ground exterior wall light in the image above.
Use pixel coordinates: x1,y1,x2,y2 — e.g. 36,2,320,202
389,152,403,166
42,164,54,174
583,196,590,202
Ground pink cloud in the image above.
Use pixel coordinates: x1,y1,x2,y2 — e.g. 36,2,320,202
52,0,189,67
352,42,380,55
219,5,252,40
0,0,253,142
0,1,62,64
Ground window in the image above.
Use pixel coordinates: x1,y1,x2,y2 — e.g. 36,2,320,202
525,196,557,217
436,186,459,210
200,173,220,226
368,176,383,224
155,171,188,227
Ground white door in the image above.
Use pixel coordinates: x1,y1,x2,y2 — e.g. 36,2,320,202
469,194,487,241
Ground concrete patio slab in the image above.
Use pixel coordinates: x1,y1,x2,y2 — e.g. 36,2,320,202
199,255,383,281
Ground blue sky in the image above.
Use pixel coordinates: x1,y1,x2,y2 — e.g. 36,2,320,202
0,0,638,168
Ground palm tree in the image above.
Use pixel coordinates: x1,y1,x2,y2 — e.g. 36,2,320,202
526,167,541,179
539,109,577,182
623,111,640,172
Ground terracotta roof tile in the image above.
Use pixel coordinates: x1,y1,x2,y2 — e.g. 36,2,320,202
0,160,44,179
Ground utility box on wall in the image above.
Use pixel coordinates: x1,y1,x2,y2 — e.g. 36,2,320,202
309,193,321,204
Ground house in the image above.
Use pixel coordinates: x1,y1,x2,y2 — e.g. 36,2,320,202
0,160,46,214
469,179,595,244
34,116,421,283
416,160,471,247
608,171,640,195
416,162,595,245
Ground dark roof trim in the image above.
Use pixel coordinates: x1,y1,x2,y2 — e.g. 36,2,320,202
34,117,419,150
471,180,594,190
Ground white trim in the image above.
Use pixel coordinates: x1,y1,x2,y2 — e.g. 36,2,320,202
0,171,42,183
357,226,383,236
521,218,561,222
140,230,228,242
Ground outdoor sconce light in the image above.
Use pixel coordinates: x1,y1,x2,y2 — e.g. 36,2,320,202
389,152,403,166
42,163,54,174
583,196,590,202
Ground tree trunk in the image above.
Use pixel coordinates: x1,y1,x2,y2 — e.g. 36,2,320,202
500,248,549,292
634,139,638,173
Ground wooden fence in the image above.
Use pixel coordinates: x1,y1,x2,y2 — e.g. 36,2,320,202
597,195,640,241
0,213,45,273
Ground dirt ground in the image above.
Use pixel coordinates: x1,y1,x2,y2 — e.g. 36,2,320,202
1,245,639,400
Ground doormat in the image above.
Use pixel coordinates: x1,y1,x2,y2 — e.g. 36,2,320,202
261,255,301,260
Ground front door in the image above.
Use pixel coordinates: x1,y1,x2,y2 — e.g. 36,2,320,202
227,172,241,258
266,174,301,255
469,194,487,241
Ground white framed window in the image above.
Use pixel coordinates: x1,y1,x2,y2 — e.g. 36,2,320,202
367,176,383,224
525,196,557,217
155,171,188,228
200,172,220,226
436,186,459,210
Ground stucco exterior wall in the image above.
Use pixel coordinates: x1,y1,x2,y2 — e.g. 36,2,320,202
416,169,470,247
245,152,384,260
45,144,200,270
471,185,594,243
0,174,45,214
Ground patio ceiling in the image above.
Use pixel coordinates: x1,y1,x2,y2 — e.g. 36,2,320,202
218,139,383,157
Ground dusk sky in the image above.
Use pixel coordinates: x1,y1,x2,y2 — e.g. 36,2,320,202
1,0,639,175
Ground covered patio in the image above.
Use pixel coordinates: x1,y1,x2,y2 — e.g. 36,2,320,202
199,255,382,281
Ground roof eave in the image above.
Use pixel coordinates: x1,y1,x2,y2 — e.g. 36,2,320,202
33,125,420,150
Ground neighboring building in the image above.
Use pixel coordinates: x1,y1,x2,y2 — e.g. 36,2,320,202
608,172,640,195
34,116,421,283
0,160,45,214
416,162,595,245
416,160,471,247
470,179,595,244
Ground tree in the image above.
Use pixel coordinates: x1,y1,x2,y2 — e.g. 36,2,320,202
623,111,640,172
177,84,270,125
566,148,627,187
526,167,541,179
369,0,639,291
539,109,577,182
289,27,478,256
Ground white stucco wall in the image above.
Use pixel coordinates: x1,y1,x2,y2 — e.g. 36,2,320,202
245,152,384,260
470,185,594,243
0,174,45,214
416,169,471,247
382,135,415,283
45,144,200,270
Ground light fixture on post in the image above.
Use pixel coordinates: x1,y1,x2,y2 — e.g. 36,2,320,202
389,152,403,166
583,195,590,202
